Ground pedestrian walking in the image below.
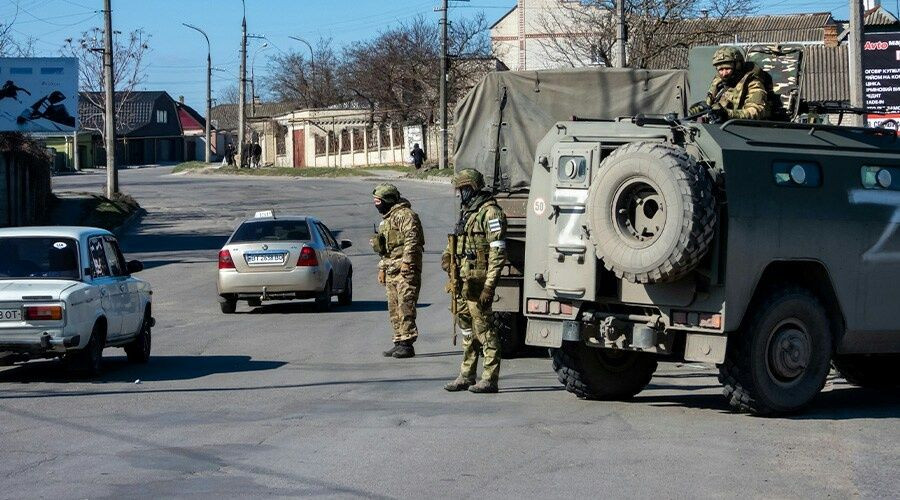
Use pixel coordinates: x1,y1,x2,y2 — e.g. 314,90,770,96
252,142,262,168
443,169,507,393
370,183,425,358
225,143,236,166
410,143,426,170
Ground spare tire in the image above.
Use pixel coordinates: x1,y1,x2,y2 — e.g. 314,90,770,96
586,141,716,283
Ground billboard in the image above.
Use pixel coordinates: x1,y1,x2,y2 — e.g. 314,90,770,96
863,31,900,131
0,57,78,133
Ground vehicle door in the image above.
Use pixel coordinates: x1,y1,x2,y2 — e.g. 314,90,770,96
87,236,123,339
104,236,143,337
315,222,344,285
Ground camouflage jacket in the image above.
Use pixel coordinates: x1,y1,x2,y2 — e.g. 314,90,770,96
371,199,424,274
444,192,507,289
706,64,771,120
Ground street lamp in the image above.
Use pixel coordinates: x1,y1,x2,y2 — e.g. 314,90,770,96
288,36,316,106
183,23,211,163
250,43,269,115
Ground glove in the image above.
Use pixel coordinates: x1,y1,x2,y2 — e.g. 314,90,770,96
688,101,707,115
377,269,386,285
440,253,451,273
479,287,495,308
708,106,729,124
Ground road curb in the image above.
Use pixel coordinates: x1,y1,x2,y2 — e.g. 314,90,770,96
111,207,146,236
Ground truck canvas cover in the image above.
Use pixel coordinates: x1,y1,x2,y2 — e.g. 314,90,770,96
453,68,689,190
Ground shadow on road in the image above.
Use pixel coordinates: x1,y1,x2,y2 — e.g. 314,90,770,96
414,350,463,358
0,355,285,384
122,233,228,253
632,385,900,419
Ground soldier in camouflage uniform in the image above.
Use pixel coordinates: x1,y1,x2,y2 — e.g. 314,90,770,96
690,46,772,122
443,169,508,393
371,183,425,358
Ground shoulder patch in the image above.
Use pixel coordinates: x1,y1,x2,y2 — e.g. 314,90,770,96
488,218,502,233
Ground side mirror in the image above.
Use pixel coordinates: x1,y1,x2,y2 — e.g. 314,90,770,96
340,240,352,250
126,260,144,274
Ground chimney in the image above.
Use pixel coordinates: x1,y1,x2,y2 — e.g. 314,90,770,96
178,95,184,104
863,0,880,10
700,9,709,18
823,23,839,47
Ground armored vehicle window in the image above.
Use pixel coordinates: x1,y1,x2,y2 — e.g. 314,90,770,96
861,166,899,190
773,161,821,188
557,156,588,184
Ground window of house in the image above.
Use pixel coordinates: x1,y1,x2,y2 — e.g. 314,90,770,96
352,128,365,150
340,129,352,153
156,110,167,123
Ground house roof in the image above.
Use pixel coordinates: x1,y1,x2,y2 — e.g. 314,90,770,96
489,5,517,30
175,101,208,132
79,91,174,136
209,101,301,132
864,6,900,26
800,44,849,102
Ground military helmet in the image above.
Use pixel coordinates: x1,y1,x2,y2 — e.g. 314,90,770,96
372,183,401,204
712,46,744,69
452,168,485,190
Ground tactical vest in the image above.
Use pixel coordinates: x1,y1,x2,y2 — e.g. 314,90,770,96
453,198,500,281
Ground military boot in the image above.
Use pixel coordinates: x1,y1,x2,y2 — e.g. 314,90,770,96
443,377,475,392
383,343,401,357
468,379,498,394
392,341,415,358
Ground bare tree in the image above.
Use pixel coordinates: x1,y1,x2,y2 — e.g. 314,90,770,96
535,0,758,69
0,4,36,57
267,38,345,108
61,28,150,139
217,84,241,105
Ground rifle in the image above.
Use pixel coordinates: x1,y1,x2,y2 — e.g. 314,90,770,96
447,233,460,346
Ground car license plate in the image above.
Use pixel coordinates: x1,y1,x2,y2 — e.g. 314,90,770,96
0,308,22,322
246,252,286,265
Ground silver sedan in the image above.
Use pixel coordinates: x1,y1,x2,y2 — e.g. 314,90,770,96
216,213,352,313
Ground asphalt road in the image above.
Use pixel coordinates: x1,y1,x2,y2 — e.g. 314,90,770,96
0,167,897,499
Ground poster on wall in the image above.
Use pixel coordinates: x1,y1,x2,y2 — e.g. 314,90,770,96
0,58,78,133
402,124,424,160
863,32,900,133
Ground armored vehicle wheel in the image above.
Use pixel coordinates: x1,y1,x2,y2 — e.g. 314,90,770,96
586,141,716,283
718,288,832,415
551,342,657,400
833,355,900,390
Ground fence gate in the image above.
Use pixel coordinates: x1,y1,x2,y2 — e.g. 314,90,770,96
292,129,305,168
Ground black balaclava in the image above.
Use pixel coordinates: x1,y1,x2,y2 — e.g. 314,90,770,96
458,186,477,207
375,198,393,215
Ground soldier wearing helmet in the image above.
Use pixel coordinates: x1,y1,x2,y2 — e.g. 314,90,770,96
371,183,425,358
442,168,508,393
691,46,771,122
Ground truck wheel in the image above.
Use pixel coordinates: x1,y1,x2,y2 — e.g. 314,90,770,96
718,288,832,415
833,355,900,390
551,342,657,400
66,323,105,376
125,315,152,364
315,278,332,312
219,295,237,314
492,312,522,358
586,141,716,283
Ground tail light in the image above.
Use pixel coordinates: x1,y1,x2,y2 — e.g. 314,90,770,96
25,305,63,321
218,249,235,269
297,246,318,267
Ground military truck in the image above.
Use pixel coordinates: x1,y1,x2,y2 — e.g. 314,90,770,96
453,46,900,414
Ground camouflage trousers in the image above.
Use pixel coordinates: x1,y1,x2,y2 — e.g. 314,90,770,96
455,279,500,383
385,270,420,343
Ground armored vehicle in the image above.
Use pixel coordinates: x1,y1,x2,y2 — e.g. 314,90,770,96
454,46,900,414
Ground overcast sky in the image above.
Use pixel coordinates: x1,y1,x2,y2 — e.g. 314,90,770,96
4,0,892,112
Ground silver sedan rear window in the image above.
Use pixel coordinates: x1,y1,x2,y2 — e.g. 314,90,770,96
230,220,311,243
0,237,80,279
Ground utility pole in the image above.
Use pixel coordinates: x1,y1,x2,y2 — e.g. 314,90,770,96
849,0,867,127
238,0,248,168
616,0,627,68
183,23,211,164
251,43,268,116
103,0,117,196
439,0,449,170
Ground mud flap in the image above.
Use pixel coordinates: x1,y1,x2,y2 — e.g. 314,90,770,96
525,318,572,348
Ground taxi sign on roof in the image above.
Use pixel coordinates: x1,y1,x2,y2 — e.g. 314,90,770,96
254,210,274,219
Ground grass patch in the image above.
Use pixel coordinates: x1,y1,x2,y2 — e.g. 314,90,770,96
47,192,142,231
172,161,213,173
203,166,377,177
404,167,454,179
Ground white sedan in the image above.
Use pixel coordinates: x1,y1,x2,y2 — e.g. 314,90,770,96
0,227,152,375
217,212,353,313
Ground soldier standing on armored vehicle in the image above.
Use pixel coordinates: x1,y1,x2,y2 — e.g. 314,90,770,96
371,183,424,359
691,46,772,121
443,169,508,393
